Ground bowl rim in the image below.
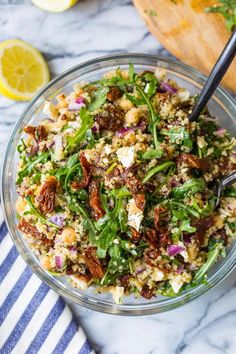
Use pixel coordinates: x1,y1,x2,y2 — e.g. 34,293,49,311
1,53,236,315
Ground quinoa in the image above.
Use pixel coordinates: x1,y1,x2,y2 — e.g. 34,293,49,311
16,65,236,303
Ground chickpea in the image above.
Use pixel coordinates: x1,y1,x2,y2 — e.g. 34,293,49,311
15,196,27,215
116,96,133,112
125,107,142,126
61,227,76,245
41,256,53,270
57,100,68,109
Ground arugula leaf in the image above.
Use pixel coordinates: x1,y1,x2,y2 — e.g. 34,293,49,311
223,187,236,197
194,242,224,282
143,74,158,98
165,200,200,218
16,152,50,185
142,148,163,160
83,218,98,244
171,219,196,241
134,83,160,149
65,108,93,153
160,127,193,150
143,161,175,184
108,187,131,198
171,178,206,199
87,86,109,111
25,195,59,228
128,63,136,82
125,93,143,106
179,219,196,233
64,163,82,193
17,138,27,154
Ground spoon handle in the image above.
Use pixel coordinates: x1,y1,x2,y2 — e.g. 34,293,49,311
220,171,236,189
189,29,236,122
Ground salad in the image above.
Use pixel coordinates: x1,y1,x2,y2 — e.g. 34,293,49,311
16,65,236,304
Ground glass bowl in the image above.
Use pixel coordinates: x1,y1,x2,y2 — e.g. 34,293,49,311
1,54,236,315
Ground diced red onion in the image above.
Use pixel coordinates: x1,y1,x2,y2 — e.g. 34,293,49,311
161,82,178,94
91,123,99,133
214,127,226,136
176,264,184,274
50,213,65,227
55,255,64,270
167,244,185,256
68,98,86,111
183,234,192,245
75,96,86,104
189,264,197,271
116,127,134,137
135,119,147,132
48,140,55,149
135,266,146,275
156,87,166,93
68,246,77,257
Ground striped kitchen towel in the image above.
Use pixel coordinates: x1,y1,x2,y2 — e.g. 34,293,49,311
0,221,95,354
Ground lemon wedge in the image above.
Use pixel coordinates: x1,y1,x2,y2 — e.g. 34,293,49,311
0,39,49,101
32,0,78,12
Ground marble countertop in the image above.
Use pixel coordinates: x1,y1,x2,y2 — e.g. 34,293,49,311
1,1,236,353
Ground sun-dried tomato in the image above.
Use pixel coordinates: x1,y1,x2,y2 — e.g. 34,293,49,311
36,126,47,141
141,285,155,299
118,274,130,289
134,193,145,211
18,218,52,245
144,228,159,248
212,228,228,246
84,247,104,279
130,227,142,244
218,158,236,174
24,125,47,142
193,216,214,246
71,152,92,190
144,248,159,266
96,104,125,131
88,180,105,221
37,176,57,214
107,86,123,102
178,154,209,170
154,206,166,230
126,175,144,194
158,229,170,248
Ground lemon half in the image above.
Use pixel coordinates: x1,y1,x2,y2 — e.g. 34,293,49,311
32,0,78,12
0,39,50,101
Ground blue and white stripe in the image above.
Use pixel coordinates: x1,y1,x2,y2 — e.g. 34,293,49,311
0,218,94,354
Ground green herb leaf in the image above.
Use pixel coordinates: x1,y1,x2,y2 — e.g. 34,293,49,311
128,63,135,82
65,108,93,153
142,148,163,160
194,242,224,282
143,161,175,184
223,187,236,197
25,195,59,228
16,152,50,185
87,86,109,111
171,178,206,199
134,83,160,149
160,127,193,150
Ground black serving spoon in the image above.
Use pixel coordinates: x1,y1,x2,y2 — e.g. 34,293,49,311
188,29,236,207
189,28,236,122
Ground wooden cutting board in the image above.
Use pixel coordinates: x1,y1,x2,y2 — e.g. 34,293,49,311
133,0,236,92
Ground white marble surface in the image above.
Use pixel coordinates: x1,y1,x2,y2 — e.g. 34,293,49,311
1,1,236,353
